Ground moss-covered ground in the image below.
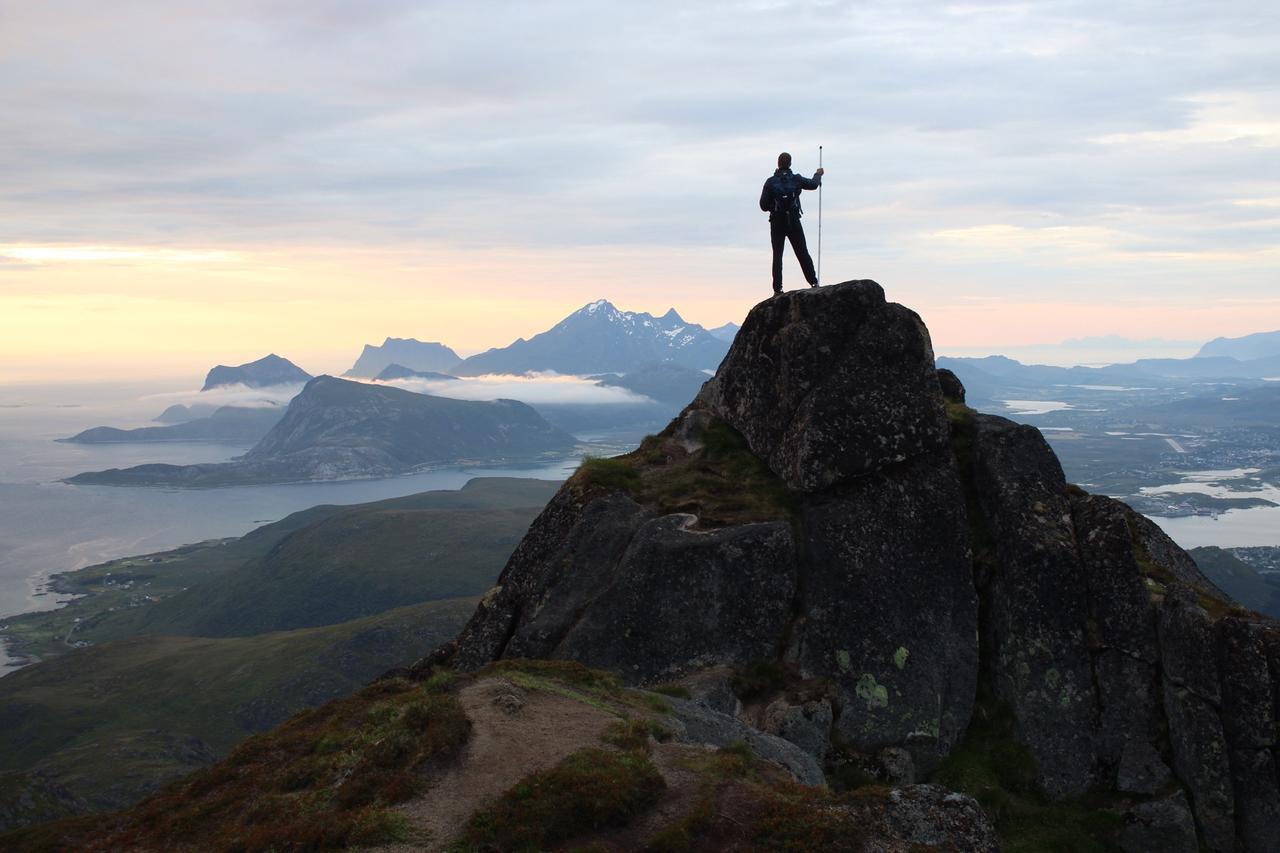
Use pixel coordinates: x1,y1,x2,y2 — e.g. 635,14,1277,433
574,411,795,526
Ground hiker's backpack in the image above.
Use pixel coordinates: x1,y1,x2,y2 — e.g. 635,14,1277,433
772,176,801,216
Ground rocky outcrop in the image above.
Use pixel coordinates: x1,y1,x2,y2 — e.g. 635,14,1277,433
967,414,1098,797
1119,791,1199,853
429,279,1280,851
704,281,949,492
861,784,999,852
665,697,825,786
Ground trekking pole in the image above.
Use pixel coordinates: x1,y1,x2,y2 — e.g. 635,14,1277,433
817,144,823,286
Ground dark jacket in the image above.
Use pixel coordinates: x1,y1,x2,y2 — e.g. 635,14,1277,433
759,168,821,219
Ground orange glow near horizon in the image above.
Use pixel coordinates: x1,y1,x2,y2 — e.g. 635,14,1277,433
2,240,1278,384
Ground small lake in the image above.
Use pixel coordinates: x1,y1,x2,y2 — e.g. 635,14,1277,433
1140,467,1280,550
1000,400,1073,415
1153,506,1280,549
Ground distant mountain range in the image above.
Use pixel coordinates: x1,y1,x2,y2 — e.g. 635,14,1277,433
201,354,311,391
1196,329,1280,361
344,338,460,378
60,405,284,445
708,321,740,342
451,300,730,375
939,351,1280,406
68,376,576,486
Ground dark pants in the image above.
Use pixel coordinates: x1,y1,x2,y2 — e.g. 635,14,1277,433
771,213,817,291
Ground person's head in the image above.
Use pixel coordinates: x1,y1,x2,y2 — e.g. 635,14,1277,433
777,152,791,169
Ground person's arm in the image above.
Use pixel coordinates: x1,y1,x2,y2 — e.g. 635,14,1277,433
796,168,824,191
760,180,774,212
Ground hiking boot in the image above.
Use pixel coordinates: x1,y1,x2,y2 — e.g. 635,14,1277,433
809,280,819,288
772,287,782,296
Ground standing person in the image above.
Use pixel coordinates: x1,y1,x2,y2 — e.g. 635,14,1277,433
759,152,824,294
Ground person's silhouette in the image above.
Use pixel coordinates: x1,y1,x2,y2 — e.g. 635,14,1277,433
759,151,824,294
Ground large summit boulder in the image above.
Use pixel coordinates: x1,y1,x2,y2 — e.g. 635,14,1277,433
703,280,949,492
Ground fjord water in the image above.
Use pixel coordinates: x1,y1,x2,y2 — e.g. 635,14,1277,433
0,380,592,668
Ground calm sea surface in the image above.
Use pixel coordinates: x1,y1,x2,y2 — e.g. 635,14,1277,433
0,380,624,670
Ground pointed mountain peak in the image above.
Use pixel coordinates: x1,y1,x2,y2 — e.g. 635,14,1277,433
580,299,617,316
660,307,683,323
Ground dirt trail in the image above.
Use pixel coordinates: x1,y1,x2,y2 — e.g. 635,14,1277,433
384,676,618,850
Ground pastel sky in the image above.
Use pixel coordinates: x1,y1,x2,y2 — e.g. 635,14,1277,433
2,1,1278,382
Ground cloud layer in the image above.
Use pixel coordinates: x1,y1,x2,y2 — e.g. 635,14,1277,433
1,1,1277,377
373,373,654,406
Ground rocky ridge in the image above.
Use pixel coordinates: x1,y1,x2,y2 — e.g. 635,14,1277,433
430,280,1280,851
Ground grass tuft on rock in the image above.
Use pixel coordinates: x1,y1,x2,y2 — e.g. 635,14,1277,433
577,456,644,494
572,412,795,526
651,683,691,699
730,658,789,701
933,690,1123,852
602,718,672,752
673,741,757,781
453,746,665,852
747,781,867,852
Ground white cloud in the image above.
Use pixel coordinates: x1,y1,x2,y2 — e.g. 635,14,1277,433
140,383,304,409
370,372,655,405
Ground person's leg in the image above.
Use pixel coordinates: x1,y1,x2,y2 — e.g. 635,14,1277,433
787,218,818,285
770,217,786,292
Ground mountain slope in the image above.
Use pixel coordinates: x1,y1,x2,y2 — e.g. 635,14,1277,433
452,300,729,375
0,598,476,830
708,321,740,342
1197,329,1280,360
59,405,284,444
134,503,550,637
344,338,460,378
201,354,311,390
67,377,576,486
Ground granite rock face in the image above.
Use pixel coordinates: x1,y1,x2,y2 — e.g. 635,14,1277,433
430,280,1280,851
703,280,950,492
450,492,798,682
1119,791,1199,853
796,452,978,774
967,414,1098,797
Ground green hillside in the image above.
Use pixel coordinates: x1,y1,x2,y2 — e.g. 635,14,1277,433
1190,546,1280,618
0,597,476,830
1,478,559,663
132,504,540,637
